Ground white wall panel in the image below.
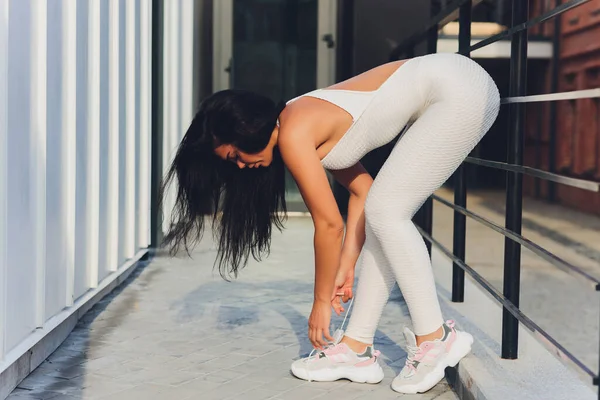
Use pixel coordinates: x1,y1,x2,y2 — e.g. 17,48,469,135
87,0,101,290
161,0,172,233
107,0,120,272
117,0,127,263
1,0,190,382
0,0,9,361
71,0,102,299
75,0,90,300
6,0,37,351
86,0,101,288
180,0,194,137
98,0,111,281
45,0,69,320
124,0,137,259
31,0,47,326
161,0,181,233
159,0,195,234
133,0,141,254
138,0,150,248
62,0,77,306
62,0,77,307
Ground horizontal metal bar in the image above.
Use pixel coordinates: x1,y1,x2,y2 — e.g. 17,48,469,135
503,88,600,104
469,0,590,52
465,157,600,192
389,0,471,59
431,195,600,288
416,226,596,378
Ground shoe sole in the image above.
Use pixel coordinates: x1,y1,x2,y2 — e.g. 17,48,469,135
391,331,474,394
290,360,384,384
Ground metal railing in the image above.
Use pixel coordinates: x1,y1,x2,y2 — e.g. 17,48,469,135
391,0,600,396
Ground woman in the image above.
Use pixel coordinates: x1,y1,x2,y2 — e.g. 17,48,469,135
161,52,500,394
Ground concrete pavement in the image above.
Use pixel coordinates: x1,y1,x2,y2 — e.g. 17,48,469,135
7,218,455,400
11,185,596,399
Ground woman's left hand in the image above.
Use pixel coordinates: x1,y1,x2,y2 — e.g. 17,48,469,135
331,265,355,316
308,299,334,349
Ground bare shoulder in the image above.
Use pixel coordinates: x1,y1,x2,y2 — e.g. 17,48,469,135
277,101,330,151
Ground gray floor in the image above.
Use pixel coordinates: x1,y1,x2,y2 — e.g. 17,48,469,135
12,187,596,400
8,218,456,400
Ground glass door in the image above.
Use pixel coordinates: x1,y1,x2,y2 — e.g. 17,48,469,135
213,0,337,211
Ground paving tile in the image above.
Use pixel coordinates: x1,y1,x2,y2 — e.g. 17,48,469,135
6,390,63,400
200,369,248,384
45,364,87,380
199,353,256,370
243,369,291,384
17,375,69,391
89,363,146,379
171,377,222,396
355,389,406,399
323,384,378,400
265,378,306,392
429,390,459,400
273,385,328,400
189,378,263,400
93,383,172,400
229,386,279,400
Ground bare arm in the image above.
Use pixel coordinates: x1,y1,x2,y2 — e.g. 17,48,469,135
331,163,373,274
278,126,344,347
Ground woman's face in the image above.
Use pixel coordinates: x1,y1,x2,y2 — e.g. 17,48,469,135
214,127,278,169
214,144,272,168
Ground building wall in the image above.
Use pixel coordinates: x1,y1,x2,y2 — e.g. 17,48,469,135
523,0,600,215
352,0,430,74
0,1,198,395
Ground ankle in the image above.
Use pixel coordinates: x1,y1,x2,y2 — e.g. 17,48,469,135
415,326,444,346
340,336,370,354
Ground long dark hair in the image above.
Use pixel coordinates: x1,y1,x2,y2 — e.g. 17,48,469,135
160,89,287,279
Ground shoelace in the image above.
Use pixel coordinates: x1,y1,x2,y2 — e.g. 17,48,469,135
306,297,354,359
404,344,422,372
305,297,355,381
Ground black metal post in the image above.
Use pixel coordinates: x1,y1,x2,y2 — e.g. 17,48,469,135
426,0,439,55
452,0,472,303
421,201,433,256
150,0,164,248
547,0,561,203
501,0,528,360
336,0,354,82
534,102,543,198
597,287,600,399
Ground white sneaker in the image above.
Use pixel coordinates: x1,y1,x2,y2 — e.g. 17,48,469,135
290,342,384,384
392,320,473,394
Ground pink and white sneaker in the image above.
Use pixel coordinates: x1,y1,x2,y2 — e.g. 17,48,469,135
290,342,385,384
392,320,473,394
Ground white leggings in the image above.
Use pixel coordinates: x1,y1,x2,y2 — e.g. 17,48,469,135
344,55,500,341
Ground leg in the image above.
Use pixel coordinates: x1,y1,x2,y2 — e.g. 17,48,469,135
365,100,497,394
365,97,498,337
342,223,395,347
289,222,390,384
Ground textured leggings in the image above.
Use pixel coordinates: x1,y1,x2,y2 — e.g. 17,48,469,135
344,54,500,341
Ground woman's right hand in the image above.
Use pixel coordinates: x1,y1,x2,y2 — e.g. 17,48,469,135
331,265,355,316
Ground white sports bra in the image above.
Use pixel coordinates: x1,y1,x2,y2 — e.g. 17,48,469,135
276,57,423,170
286,88,376,122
